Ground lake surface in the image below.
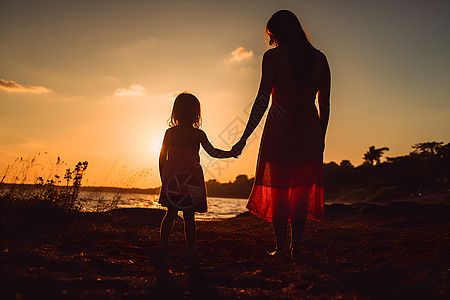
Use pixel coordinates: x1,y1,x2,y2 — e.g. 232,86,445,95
77,191,248,220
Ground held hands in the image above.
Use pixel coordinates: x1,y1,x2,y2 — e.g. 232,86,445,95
231,138,247,157
217,150,238,159
228,151,239,159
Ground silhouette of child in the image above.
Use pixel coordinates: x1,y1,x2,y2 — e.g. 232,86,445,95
158,92,235,258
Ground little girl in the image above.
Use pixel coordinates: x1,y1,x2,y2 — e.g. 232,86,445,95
158,92,235,257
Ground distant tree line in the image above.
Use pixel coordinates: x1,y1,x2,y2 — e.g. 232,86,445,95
206,175,255,199
324,141,449,203
205,141,449,202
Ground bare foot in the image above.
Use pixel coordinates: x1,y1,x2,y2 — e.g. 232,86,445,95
267,249,290,261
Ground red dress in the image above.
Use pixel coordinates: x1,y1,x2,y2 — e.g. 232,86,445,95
247,53,326,222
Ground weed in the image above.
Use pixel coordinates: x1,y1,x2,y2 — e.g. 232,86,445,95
0,155,88,212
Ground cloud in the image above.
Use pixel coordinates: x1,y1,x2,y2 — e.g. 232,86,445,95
229,47,253,62
113,84,146,96
0,79,51,93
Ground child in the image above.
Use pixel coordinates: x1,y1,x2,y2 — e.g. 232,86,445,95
158,92,235,257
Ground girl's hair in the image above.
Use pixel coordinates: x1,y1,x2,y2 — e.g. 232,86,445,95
169,92,202,128
266,10,317,82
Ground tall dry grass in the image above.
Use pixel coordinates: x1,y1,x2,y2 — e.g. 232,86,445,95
0,153,153,213
0,153,88,212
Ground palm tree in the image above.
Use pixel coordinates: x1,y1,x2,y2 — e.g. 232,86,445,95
363,145,390,166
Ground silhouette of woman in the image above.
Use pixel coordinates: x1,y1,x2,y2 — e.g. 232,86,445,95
232,10,331,259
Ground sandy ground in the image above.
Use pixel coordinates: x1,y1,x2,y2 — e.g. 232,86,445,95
0,201,449,299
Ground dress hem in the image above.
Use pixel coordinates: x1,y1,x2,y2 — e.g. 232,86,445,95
246,184,324,222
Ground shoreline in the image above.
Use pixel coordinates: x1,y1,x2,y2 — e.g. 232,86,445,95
79,192,450,220
91,199,450,221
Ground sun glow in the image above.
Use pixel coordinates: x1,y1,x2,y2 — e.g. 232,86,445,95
149,137,163,157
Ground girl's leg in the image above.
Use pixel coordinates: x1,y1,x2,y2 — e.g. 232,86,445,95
160,208,178,250
183,210,196,255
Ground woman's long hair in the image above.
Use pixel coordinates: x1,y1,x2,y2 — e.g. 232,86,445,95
266,10,317,82
169,93,202,128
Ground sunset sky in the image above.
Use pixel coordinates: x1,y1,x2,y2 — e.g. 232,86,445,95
1,0,449,188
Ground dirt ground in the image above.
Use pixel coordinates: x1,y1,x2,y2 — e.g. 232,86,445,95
1,202,449,299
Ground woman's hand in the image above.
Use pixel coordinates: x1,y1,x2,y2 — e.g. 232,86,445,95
228,150,239,158
231,138,247,157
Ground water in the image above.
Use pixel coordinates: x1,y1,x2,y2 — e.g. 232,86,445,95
77,191,248,220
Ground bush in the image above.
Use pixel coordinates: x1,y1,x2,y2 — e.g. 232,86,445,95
0,161,88,213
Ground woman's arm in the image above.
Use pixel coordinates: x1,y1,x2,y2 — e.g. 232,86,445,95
159,130,169,181
232,50,276,154
318,53,331,145
200,130,236,158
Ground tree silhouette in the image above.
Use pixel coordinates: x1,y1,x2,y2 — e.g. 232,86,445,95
412,142,444,156
339,159,354,168
436,142,450,159
363,146,390,166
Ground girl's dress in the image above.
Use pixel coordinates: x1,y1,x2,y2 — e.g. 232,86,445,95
247,51,326,222
159,136,207,212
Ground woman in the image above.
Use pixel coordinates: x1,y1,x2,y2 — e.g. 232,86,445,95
232,10,331,259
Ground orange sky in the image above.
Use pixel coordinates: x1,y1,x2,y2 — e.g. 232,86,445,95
1,0,449,188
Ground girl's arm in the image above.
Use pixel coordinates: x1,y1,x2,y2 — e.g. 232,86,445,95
317,53,331,148
159,130,169,181
199,130,236,158
232,50,275,154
